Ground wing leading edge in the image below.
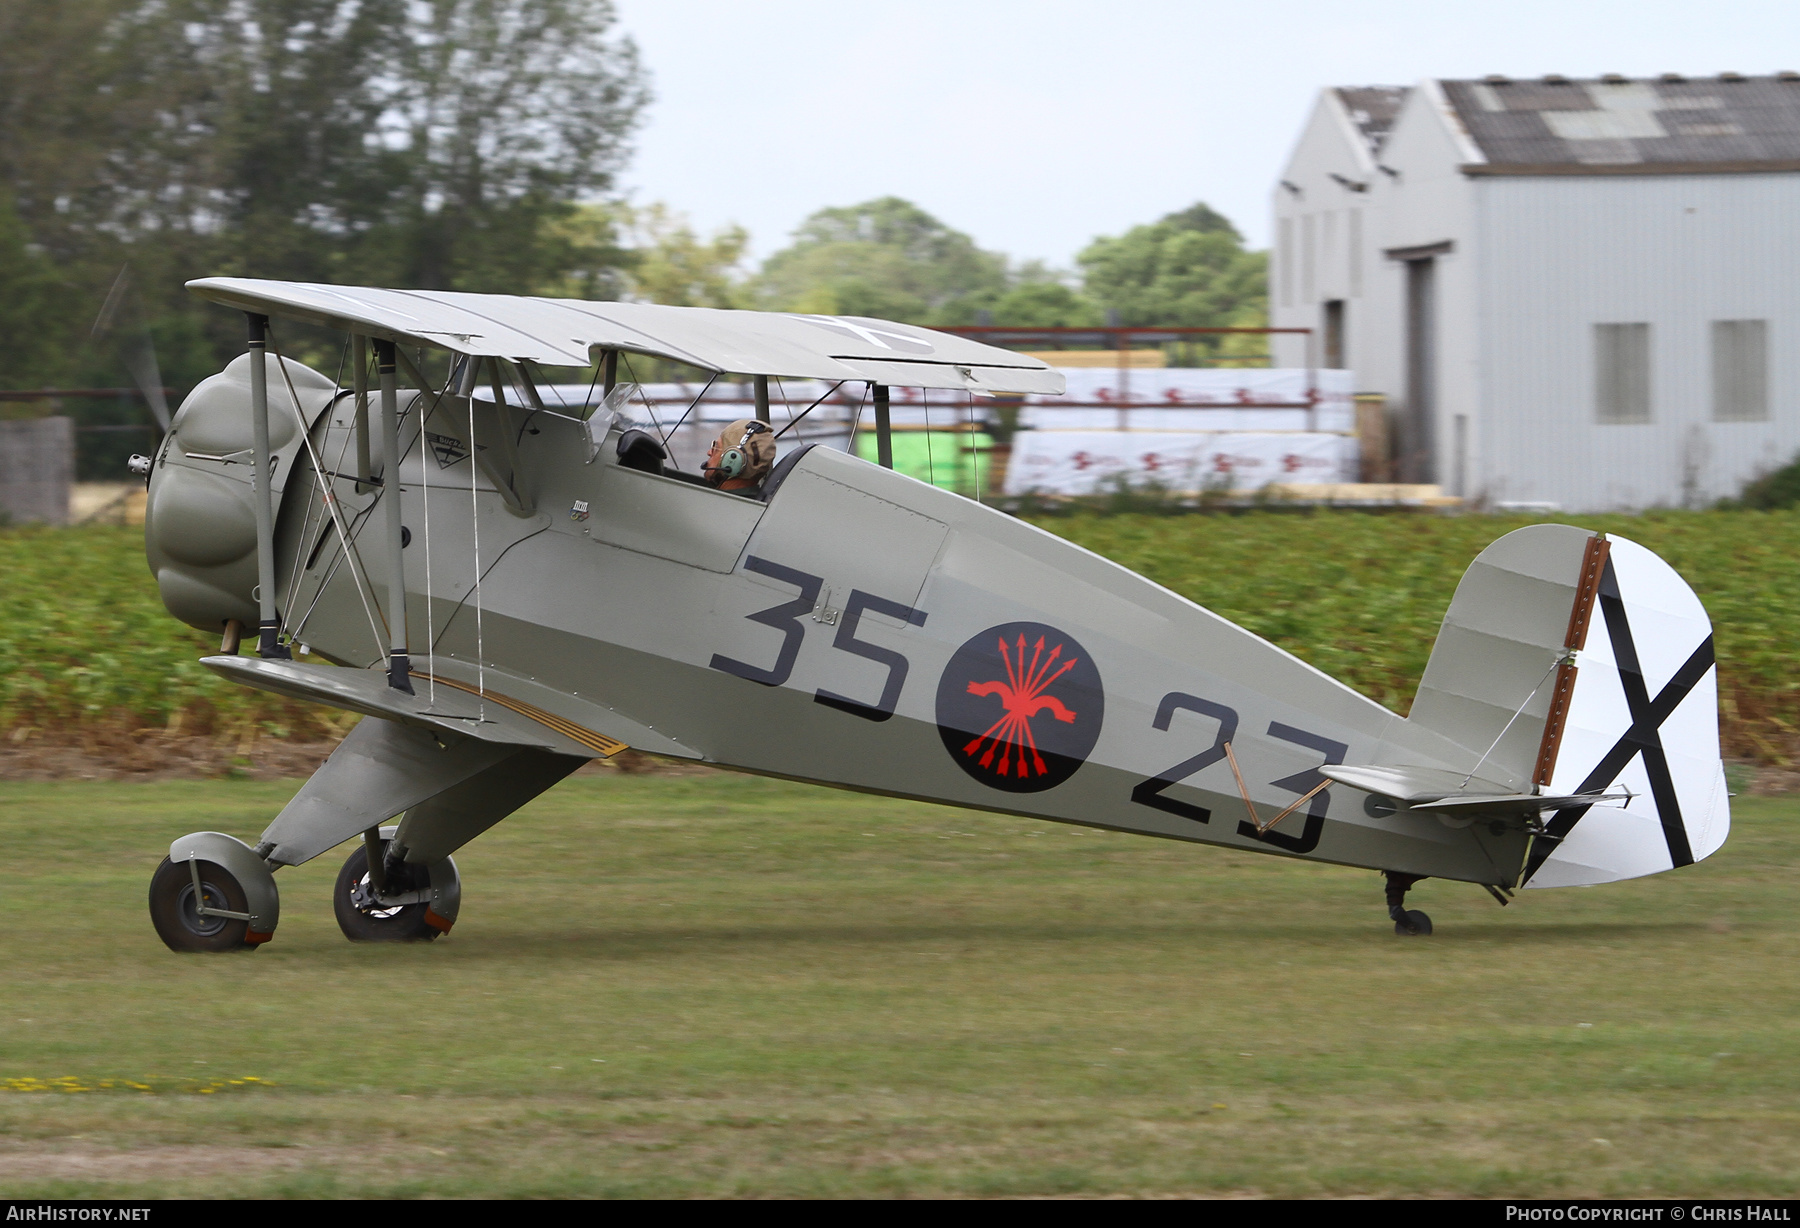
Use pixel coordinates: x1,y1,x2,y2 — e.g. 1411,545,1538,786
184,277,1065,395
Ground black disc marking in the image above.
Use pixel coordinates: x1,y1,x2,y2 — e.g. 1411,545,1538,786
936,622,1104,794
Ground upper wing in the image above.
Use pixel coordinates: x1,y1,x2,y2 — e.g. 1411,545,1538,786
184,278,1064,396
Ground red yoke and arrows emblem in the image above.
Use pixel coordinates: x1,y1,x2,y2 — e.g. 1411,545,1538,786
962,633,1081,778
937,622,1104,794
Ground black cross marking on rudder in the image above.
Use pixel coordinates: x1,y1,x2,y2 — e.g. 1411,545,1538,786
1522,555,1714,885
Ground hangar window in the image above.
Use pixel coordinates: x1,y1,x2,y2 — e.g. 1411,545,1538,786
1594,323,1651,425
1712,319,1768,423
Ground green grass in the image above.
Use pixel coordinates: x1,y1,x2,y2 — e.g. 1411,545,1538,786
0,525,339,742
2,773,1797,1197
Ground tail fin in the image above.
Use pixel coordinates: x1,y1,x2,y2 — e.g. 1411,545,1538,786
1409,524,1728,888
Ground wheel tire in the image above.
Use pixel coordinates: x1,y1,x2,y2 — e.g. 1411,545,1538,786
1393,909,1434,937
148,856,259,952
333,841,440,943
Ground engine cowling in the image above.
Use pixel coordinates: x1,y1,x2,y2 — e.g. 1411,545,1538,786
145,353,339,633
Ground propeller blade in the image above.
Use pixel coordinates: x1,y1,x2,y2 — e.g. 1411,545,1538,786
120,336,170,433
93,265,171,433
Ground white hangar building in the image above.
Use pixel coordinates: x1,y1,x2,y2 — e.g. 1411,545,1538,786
1269,74,1800,510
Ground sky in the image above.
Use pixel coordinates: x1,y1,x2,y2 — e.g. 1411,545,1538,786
611,0,1797,272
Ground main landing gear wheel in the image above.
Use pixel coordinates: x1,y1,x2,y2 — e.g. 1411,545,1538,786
1383,870,1434,937
148,857,260,952
1393,909,1433,937
334,840,442,942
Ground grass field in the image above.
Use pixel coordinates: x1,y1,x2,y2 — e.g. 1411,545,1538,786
3,772,1797,1198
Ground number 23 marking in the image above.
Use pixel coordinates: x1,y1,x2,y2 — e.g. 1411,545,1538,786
1131,691,1346,856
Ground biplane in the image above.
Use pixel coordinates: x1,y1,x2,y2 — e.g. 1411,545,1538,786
137,279,1729,950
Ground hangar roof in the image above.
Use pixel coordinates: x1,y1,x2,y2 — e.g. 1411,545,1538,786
1439,74,1800,174
1333,86,1411,155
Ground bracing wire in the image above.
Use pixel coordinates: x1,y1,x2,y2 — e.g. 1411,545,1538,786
265,326,387,658
287,499,373,642
301,402,380,649
655,371,722,465
617,353,670,448
281,335,364,630
772,381,846,439
275,339,357,631
845,383,870,456
775,377,799,442
277,400,332,628
580,357,602,414
287,347,433,652
1460,656,1565,791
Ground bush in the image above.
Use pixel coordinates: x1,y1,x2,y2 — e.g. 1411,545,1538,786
1730,455,1800,510
0,525,342,743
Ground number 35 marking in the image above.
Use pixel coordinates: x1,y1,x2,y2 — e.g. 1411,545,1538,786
710,556,926,722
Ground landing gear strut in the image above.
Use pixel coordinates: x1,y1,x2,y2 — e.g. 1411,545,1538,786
333,829,461,942
1384,871,1432,936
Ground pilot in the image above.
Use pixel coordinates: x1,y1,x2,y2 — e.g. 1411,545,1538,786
704,419,777,497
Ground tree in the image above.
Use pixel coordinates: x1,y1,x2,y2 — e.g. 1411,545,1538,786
946,281,1106,330
376,0,650,291
0,192,66,388
152,0,650,294
1077,201,1267,330
751,197,1007,323
0,0,193,385
0,0,651,378
616,203,747,308
534,201,746,306
0,0,654,476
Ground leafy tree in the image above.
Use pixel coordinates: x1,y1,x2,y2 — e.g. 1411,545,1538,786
0,192,66,389
532,204,633,301
1077,201,1267,330
983,282,1106,329
535,202,746,306
752,197,1008,323
376,0,650,292
157,0,649,294
0,0,651,387
616,203,747,308
0,1,190,385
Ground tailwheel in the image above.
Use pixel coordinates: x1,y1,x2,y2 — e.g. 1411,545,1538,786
1383,870,1434,937
333,837,450,943
148,857,263,952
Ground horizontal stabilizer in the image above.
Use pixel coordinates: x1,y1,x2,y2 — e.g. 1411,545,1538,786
1322,763,1612,816
201,655,627,760
1322,763,1515,804
1415,791,1619,815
